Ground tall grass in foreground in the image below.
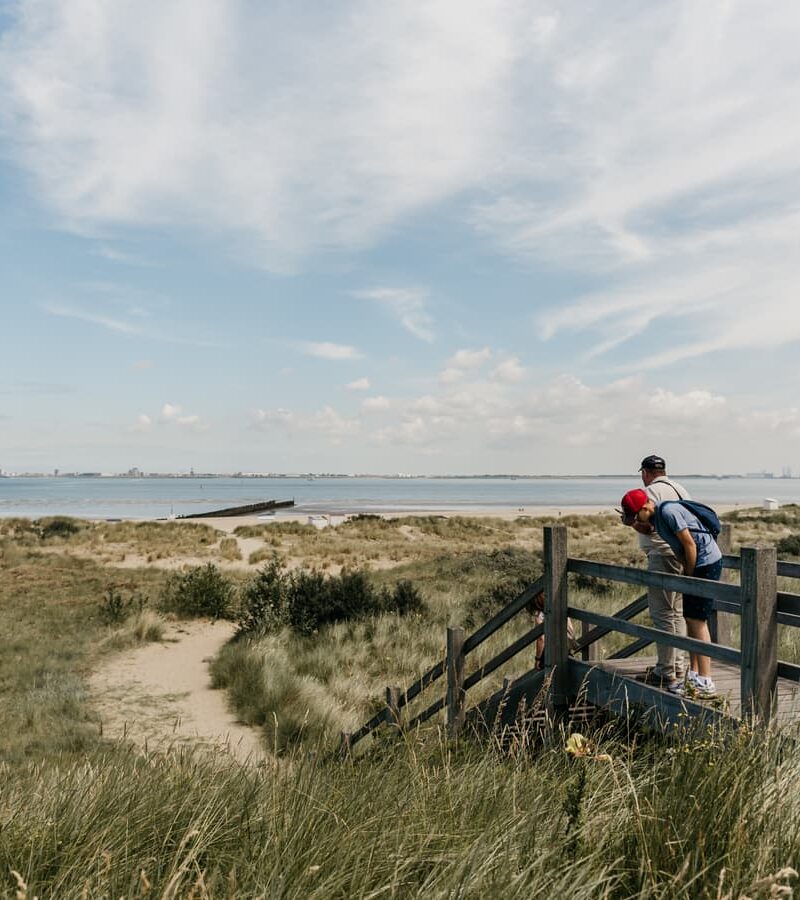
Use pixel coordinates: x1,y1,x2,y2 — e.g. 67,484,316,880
1,721,798,898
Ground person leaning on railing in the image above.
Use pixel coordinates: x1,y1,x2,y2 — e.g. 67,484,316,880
620,489,722,700
632,454,690,688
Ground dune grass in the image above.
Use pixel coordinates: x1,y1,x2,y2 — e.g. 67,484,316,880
3,508,800,895
1,719,798,898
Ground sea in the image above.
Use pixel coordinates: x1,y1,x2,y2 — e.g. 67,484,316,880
0,475,798,520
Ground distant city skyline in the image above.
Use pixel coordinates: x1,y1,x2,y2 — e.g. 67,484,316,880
2,3,800,476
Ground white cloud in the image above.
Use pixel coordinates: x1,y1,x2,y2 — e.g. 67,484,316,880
361,395,390,413
4,0,800,416
300,341,362,361
129,413,152,432
158,402,205,429
254,405,359,443
0,0,529,266
646,389,726,420
93,244,158,267
439,347,492,384
439,367,465,385
346,377,370,391
353,287,434,342
448,348,492,369
132,359,153,370
491,356,525,383
44,303,144,335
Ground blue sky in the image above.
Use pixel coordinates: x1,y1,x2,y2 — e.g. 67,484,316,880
1,0,800,476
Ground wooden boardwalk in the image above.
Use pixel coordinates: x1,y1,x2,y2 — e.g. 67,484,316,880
344,525,800,753
593,656,800,726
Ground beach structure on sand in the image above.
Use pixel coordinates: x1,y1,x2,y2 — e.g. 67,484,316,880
343,524,800,752
177,499,294,519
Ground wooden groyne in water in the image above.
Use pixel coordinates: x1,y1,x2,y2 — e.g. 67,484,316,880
177,499,294,519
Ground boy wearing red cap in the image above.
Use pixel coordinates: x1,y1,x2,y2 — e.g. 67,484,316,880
620,488,722,699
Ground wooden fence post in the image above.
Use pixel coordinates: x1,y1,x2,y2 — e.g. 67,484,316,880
740,545,777,721
446,626,466,735
386,686,401,731
709,523,733,646
580,619,598,662
544,526,569,709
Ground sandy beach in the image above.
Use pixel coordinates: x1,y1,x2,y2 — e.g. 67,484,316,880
187,505,618,534
184,503,744,535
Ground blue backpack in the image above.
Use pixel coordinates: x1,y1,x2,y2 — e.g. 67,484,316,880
656,500,722,539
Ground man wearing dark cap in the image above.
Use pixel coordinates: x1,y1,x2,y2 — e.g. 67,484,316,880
630,455,690,689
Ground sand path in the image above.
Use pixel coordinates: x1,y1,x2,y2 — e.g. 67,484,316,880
90,619,267,763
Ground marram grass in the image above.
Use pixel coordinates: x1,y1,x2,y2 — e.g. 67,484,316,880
1,721,798,898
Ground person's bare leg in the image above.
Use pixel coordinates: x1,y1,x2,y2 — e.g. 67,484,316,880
685,617,712,678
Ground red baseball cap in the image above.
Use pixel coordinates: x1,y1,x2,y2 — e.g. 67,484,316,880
620,488,649,524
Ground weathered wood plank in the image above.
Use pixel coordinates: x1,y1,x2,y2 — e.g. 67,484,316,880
407,696,446,729
777,661,800,683
572,594,649,652
569,608,741,665
399,660,445,709
466,668,547,734
609,637,653,659
580,619,598,662
710,524,733,646
740,546,778,720
446,626,466,734
462,623,542,691
778,560,800,579
778,592,800,617
568,558,741,602
349,709,389,746
544,526,569,708
569,660,731,730
386,686,401,730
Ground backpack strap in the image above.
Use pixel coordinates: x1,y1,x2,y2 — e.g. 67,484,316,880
658,500,711,536
652,477,685,500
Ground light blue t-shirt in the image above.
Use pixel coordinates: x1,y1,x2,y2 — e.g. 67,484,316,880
654,501,722,568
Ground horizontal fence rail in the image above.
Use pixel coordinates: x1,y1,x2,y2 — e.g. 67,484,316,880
567,558,742,603
568,608,741,666
344,576,545,749
345,530,800,753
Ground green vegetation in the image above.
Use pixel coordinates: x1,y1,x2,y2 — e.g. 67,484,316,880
2,508,800,895
236,558,425,637
158,563,236,619
777,533,800,557
2,722,799,897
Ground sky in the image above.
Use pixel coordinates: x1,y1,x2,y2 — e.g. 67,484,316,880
1,0,800,476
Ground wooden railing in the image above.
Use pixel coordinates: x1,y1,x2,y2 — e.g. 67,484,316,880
344,525,800,751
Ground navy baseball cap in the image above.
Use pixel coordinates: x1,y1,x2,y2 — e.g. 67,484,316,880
639,455,666,471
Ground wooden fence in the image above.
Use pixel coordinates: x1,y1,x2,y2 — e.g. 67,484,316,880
343,524,800,752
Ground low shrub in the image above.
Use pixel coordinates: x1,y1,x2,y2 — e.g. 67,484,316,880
36,516,82,540
457,547,541,623
159,563,235,619
237,558,287,636
777,533,800,556
236,564,425,637
98,586,147,625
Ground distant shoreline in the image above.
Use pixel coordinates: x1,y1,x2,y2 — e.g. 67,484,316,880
1,472,792,480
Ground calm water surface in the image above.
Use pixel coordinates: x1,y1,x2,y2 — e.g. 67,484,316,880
0,476,798,520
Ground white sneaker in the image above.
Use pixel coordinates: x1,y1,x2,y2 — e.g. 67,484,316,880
694,677,717,700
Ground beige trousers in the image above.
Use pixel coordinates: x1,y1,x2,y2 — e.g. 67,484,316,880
647,551,686,679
